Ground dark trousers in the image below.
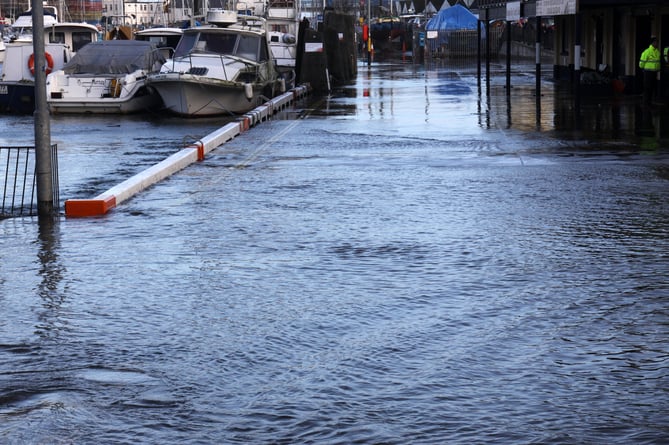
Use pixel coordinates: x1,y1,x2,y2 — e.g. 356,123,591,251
643,70,658,105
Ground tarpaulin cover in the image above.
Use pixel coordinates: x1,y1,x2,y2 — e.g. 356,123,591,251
425,4,481,31
62,40,166,75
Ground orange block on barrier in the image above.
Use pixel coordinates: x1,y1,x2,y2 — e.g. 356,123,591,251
194,142,205,161
65,196,117,217
239,117,250,132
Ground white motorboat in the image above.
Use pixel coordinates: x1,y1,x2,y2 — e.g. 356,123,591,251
46,40,166,114
265,0,300,87
6,4,59,42
0,21,99,113
147,11,282,117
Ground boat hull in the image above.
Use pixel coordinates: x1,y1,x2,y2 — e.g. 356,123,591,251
150,73,269,117
47,90,162,114
0,41,72,114
0,82,36,114
46,75,163,114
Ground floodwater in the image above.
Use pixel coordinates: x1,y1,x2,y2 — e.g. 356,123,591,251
1,57,669,444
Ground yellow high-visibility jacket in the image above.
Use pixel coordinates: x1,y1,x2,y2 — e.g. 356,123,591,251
640,45,661,71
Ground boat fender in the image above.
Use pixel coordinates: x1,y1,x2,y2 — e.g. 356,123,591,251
28,52,55,77
279,78,286,94
244,83,253,101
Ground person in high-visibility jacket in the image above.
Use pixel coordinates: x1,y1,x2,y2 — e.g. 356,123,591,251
640,36,661,105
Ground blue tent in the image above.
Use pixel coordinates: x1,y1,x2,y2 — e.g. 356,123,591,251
425,4,484,50
426,4,481,32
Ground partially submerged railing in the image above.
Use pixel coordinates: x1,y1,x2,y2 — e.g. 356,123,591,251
1,145,59,218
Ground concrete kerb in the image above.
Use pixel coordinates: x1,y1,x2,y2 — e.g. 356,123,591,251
64,86,309,217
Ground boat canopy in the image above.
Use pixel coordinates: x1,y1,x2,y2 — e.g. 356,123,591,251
62,40,166,75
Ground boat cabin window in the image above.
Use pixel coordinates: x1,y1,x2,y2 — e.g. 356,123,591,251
174,33,199,57
236,35,268,62
47,32,66,44
201,34,237,54
145,36,172,48
174,32,237,56
270,24,289,33
258,37,269,61
173,32,267,62
72,32,95,52
236,35,259,61
46,31,95,51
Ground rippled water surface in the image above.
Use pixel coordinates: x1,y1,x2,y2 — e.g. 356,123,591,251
1,58,669,444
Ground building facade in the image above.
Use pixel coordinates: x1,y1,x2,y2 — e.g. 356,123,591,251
479,0,669,94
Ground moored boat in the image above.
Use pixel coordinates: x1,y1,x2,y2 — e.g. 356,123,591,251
146,11,281,117
46,40,166,114
264,0,300,88
6,4,59,42
0,21,99,113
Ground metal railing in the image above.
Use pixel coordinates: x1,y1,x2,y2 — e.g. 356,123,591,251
1,145,59,218
425,26,505,58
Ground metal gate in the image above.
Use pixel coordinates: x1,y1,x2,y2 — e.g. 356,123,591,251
425,26,505,58
1,145,59,218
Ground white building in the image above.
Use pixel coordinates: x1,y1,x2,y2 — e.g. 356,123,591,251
101,0,193,27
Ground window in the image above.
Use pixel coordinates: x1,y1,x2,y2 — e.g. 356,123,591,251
236,35,259,61
48,32,65,44
174,33,198,57
203,33,237,54
72,32,94,52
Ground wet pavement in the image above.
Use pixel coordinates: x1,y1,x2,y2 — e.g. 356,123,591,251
1,56,668,444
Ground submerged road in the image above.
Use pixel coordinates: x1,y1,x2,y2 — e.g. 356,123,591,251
1,57,668,444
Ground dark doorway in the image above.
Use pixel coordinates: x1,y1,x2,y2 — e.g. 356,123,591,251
635,15,652,94
661,14,669,99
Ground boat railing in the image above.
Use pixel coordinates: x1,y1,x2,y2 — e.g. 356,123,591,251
216,53,261,81
233,15,267,32
150,47,169,71
158,46,178,59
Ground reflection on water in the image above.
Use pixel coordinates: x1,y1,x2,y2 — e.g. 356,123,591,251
36,217,67,340
353,56,669,148
1,57,668,443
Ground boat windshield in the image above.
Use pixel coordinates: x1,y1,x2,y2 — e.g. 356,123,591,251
173,31,267,62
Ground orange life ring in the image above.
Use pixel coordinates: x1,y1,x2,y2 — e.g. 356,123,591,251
28,52,55,76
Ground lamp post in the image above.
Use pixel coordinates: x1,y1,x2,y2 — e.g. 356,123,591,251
32,0,55,217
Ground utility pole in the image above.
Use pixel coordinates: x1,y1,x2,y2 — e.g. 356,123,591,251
367,0,371,66
32,0,55,217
